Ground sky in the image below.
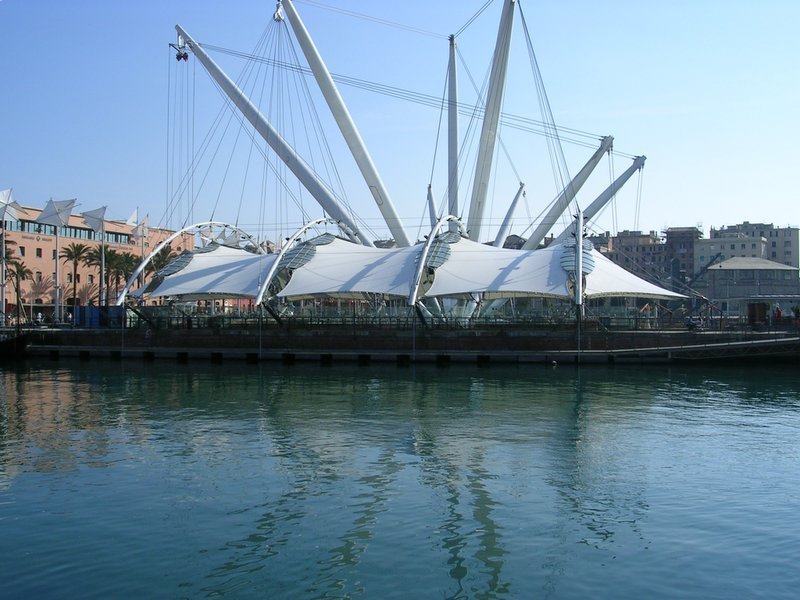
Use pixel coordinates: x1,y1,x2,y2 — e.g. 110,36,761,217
1,0,798,245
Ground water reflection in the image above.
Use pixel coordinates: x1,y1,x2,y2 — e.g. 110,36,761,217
1,362,799,598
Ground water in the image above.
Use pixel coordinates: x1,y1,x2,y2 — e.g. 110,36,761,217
1,361,799,599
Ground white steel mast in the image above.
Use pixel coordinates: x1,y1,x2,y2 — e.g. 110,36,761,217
174,24,372,247
465,0,516,243
426,185,438,230
521,135,613,250
279,0,410,247
447,34,459,231
552,155,646,244
493,183,525,247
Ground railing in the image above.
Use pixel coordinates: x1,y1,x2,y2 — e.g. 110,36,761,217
40,303,797,337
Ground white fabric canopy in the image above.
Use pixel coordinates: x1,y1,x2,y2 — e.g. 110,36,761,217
583,248,685,299
423,238,683,300
424,239,567,299
278,237,423,299
36,198,76,227
142,235,683,302
147,245,278,298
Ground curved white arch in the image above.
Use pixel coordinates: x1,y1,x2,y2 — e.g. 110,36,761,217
407,215,466,306
115,221,262,305
254,218,359,305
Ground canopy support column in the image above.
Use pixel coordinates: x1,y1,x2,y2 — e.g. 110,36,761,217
447,34,459,232
175,25,370,247
522,136,613,250
493,182,525,247
279,1,410,247
553,156,646,244
465,0,516,242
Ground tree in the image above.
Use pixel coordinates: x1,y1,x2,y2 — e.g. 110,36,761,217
110,252,140,299
100,250,135,303
77,282,99,307
7,260,32,322
83,245,113,305
60,242,90,310
146,244,179,275
1,237,16,321
28,276,54,306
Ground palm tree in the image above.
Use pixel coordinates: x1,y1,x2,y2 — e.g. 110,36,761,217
77,282,99,307
146,244,179,275
110,252,140,300
8,260,32,323
60,242,90,311
28,276,54,307
103,249,121,305
84,245,113,305
2,238,17,322
102,250,134,303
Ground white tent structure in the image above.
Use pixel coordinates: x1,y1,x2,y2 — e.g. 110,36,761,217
423,238,684,300
276,237,422,300
136,245,279,300
132,220,684,311
143,2,680,320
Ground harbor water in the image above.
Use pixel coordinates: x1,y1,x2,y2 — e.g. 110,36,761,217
1,361,799,599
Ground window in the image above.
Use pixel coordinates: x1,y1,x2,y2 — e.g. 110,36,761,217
730,244,735,250
785,241,792,247
88,274,94,284
66,273,72,283
35,271,42,282
52,249,57,259
35,248,43,258
772,241,777,248
18,246,25,257
75,274,80,283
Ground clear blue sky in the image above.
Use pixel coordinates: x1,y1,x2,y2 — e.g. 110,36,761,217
1,0,798,244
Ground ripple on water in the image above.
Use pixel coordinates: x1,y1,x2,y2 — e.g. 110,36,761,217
1,363,799,598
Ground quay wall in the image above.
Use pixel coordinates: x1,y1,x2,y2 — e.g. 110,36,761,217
21,326,800,365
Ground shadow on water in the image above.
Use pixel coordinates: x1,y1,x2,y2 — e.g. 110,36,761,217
1,360,799,598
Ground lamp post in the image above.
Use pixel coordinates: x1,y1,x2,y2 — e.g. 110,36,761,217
81,206,107,310
36,198,76,323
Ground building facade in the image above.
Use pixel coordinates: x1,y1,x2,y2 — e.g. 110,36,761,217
711,222,798,268
694,234,768,276
663,226,703,285
694,256,800,322
3,205,192,321
589,230,667,284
